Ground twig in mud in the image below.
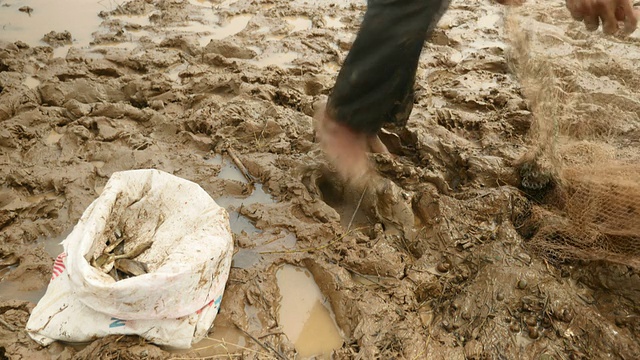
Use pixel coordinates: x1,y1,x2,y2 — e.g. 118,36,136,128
225,147,255,184
344,265,392,288
234,323,289,360
347,185,368,232
301,39,324,53
0,317,17,332
258,331,285,339
258,226,367,255
172,336,270,359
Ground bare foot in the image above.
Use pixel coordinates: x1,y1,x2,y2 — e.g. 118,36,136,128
314,102,389,183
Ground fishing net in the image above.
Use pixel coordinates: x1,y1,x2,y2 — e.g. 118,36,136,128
505,10,640,267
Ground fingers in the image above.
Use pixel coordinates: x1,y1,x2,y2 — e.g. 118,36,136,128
618,0,639,33
595,1,619,33
584,14,601,31
566,0,638,35
566,0,585,20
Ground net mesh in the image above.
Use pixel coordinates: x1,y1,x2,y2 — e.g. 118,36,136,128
505,11,640,267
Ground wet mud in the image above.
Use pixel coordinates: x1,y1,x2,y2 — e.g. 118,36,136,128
1,0,640,359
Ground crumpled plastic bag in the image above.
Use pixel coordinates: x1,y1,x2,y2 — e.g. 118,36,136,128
26,169,233,349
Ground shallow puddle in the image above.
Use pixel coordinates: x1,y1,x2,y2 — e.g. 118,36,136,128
209,14,252,40
23,76,40,89
208,154,276,235
276,265,344,359
0,280,47,303
285,16,312,33
0,0,107,48
323,16,344,29
0,229,68,304
35,229,69,258
249,52,298,68
167,62,188,82
44,129,63,145
186,326,252,356
112,14,151,27
232,231,297,269
477,13,501,29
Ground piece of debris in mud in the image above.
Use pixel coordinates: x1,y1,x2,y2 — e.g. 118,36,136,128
89,228,151,281
18,6,33,15
42,30,73,47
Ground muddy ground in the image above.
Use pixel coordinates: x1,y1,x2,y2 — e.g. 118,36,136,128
1,0,640,359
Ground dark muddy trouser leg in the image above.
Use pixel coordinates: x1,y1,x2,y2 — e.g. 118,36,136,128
327,0,450,136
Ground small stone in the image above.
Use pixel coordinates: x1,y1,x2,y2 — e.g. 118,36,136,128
517,279,528,289
525,315,537,326
518,253,531,263
149,99,164,110
496,291,504,301
19,6,33,14
509,322,520,333
442,320,453,332
436,261,451,273
528,326,539,339
561,308,574,323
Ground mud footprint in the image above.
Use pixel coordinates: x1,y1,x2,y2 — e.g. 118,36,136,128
303,165,416,240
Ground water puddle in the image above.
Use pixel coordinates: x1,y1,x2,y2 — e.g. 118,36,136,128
0,260,17,280
276,265,344,359
207,154,276,235
23,76,40,89
0,280,47,303
112,15,151,27
187,326,251,356
161,21,214,38
45,129,63,145
232,249,261,268
189,0,239,9
249,52,298,68
265,33,286,41
0,0,108,48
174,304,259,357
35,229,70,258
232,231,297,269
210,14,252,40
285,16,312,33
477,13,501,29
0,228,70,303
244,303,263,331
323,16,344,29
167,62,189,82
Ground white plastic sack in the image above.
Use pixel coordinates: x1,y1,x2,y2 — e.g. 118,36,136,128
26,169,233,349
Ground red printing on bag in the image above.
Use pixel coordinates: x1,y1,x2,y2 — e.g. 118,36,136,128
51,253,67,280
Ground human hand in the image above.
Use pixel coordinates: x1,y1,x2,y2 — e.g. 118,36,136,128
314,102,389,183
566,0,638,34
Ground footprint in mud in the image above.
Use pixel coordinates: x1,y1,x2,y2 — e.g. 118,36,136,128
303,165,416,240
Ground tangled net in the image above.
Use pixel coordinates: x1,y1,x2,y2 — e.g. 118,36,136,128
505,10,640,267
